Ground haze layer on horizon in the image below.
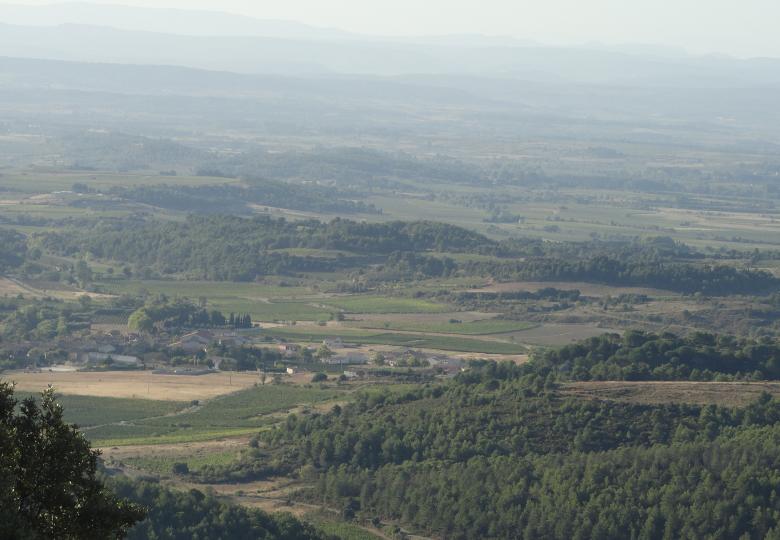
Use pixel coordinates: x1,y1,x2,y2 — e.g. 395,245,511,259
3,0,780,59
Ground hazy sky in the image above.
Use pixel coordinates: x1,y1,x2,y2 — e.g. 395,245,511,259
7,0,780,58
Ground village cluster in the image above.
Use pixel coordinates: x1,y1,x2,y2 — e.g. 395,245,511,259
17,325,468,381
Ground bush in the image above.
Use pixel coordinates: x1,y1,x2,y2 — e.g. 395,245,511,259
171,462,189,475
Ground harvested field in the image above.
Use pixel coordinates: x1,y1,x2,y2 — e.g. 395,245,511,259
562,380,780,406
0,276,34,296
6,370,262,401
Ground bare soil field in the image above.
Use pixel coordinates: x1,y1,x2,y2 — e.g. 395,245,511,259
6,370,262,401
562,380,780,406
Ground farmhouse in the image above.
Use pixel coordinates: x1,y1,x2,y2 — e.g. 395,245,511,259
207,356,232,370
323,337,344,349
216,331,250,348
427,356,464,369
79,352,141,368
170,330,214,353
324,352,368,365
279,343,301,357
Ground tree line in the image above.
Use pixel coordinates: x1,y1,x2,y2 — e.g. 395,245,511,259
110,476,331,540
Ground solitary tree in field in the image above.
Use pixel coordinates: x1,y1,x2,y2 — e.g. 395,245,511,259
75,260,93,286
127,308,154,333
370,352,386,366
316,344,334,361
0,382,145,539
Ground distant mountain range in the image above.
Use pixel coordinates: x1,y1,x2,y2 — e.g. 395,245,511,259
0,3,779,88
0,2,355,39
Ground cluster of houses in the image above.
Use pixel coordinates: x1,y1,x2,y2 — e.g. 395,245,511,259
373,348,465,372
169,330,251,354
69,330,144,368
0,331,146,371
426,355,467,375
277,338,368,365
75,331,466,375
10,322,470,378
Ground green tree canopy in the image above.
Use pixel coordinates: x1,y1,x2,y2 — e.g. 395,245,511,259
0,382,144,539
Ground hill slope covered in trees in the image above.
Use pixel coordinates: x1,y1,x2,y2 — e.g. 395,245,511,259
248,336,780,539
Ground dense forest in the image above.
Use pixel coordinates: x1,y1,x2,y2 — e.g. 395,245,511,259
309,429,780,539
37,216,492,280
0,229,26,272
33,215,780,294
538,331,780,381
255,358,780,539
